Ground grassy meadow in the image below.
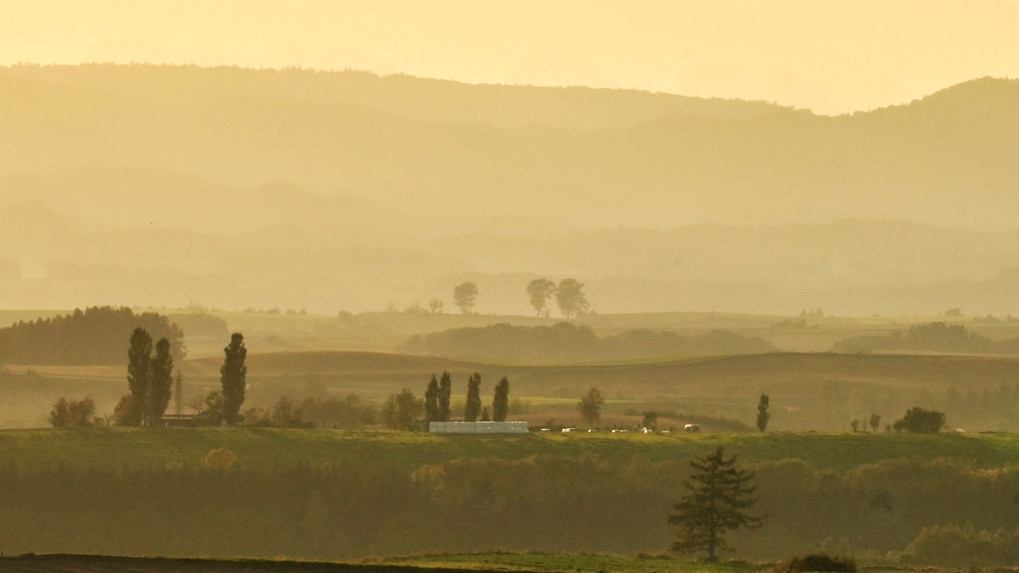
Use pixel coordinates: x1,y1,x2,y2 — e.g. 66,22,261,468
2,426,1019,473
4,428,1019,565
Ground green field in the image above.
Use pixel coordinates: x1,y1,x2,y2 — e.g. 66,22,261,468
2,427,1019,473
3,428,1019,565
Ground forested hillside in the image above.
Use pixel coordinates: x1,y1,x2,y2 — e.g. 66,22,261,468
1,65,1016,230
0,306,184,364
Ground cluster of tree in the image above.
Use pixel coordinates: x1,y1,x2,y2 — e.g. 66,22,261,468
849,413,883,433
110,330,247,427
834,322,1019,355
0,306,185,365
381,372,511,430
892,407,946,433
114,327,177,426
48,396,97,427
242,395,377,429
446,278,591,317
527,278,589,318
402,322,775,362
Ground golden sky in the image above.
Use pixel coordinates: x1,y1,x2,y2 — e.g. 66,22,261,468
2,0,1018,115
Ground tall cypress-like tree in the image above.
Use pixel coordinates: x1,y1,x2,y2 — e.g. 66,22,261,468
464,372,482,422
220,332,247,426
438,371,452,421
424,374,441,422
669,447,763,561
492,376,510,421
756,393,770,432
148,337,174,425
124,327,153,426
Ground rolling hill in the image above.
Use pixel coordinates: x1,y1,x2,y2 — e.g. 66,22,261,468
7,349,1019,431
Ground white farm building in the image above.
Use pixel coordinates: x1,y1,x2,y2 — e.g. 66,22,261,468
429,421,529,434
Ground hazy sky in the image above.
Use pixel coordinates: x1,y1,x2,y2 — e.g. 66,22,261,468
2,0,1018,114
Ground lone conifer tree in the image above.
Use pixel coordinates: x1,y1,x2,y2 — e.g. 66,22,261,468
669,447,763,561
220,332,247,425
424,374,441,422
492,376,510,421
438,371,452,421
464,372,482,422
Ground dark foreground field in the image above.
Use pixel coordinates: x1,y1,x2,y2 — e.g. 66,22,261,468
0,553,545,573
3,429,1019,566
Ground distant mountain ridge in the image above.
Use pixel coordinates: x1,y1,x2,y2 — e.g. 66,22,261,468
2,64,1018,315
0,63,787,130
1,65,1017,230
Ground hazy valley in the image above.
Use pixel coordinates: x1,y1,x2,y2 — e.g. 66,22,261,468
4,62,1019,570
2,64,1019,316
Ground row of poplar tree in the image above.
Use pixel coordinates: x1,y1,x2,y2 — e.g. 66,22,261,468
424,371,510,423
381,372,511,430
118,328,247,426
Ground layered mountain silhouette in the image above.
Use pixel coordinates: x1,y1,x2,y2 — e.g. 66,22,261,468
1,64,1017,315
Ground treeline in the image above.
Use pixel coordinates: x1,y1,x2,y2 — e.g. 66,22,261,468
0,452,1015,565
402,322,775,362
241,395,378,429
0,306,185,365
834,322,1019,355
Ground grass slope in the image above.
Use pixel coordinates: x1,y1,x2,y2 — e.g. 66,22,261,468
8,350,1019,430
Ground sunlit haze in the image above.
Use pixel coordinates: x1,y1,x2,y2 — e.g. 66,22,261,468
3,0,1018,115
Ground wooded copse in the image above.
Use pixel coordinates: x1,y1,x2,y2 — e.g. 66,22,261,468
0,306,185,365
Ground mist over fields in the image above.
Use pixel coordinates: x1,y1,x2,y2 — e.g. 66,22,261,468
1,64,1018,316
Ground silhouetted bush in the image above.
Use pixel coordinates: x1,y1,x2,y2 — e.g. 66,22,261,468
48,396,96,427
770,553,856,573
